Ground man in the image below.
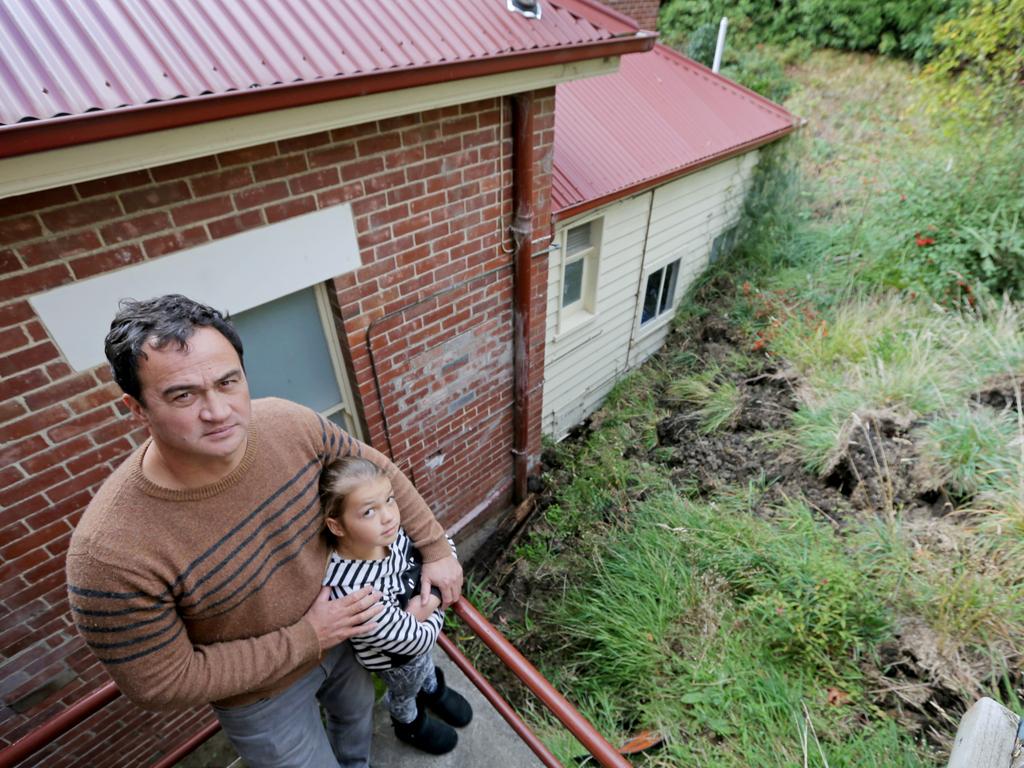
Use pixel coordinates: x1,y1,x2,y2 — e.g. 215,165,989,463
66,294,462,767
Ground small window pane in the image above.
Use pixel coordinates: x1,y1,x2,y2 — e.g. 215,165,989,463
641,267,663,325
562,259,584,307
659,260,680,314
565,223,592,256
232,287,344,414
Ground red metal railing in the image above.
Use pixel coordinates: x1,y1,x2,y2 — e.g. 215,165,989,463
0,598,628,768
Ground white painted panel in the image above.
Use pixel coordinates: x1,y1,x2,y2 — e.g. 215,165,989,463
29,205,361,372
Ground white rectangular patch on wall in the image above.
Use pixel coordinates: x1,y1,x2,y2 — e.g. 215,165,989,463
29,205,362,372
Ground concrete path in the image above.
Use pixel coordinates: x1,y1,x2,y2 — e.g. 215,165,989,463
369,655,547,768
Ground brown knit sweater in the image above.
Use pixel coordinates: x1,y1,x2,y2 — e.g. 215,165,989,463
66,397,447,710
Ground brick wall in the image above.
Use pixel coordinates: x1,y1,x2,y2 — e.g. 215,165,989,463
0,89,554,765
602,0,660,30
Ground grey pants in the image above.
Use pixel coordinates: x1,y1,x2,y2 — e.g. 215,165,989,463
212,642,374,768
379,652,436,723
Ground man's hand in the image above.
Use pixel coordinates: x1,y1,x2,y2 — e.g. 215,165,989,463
421,555,462,608
405,593,442,622
304,585,383,651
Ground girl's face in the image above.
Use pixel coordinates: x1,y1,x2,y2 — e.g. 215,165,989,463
326,475,400,560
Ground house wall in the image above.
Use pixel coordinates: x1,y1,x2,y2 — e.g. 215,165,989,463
0,90,554,766
543,151,757,439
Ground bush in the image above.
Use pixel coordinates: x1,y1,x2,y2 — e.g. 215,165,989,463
659,0,968,62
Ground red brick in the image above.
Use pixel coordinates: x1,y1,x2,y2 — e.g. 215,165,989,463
317,180,365,207
288,167,340,195
401,124,443,146
1,186,78,217
0,248,20,274
356,133,402,157
369,204,409,229
119,181,191,214
340,156,385,182
70,244,144,279
46,406,114,444
40,198,122,232
0,399,27,424
150,156,218,181
89,415,136,444
0,464,69,509
46,465,109,503
170,196,233,227
406,158,444,182
143,226,208,258
277,132,332,154
409,191,446,215
252,154,308,182
18,230,104,267
0,325,29,353
23,372,96,411
391,213,431,239
99,211,171,245
190,166,254,198
0,434,47,466
26,320,47,342
66,438,131,475
67,382,120,414
0,549,48,587
45,361,72,380
377,113,420,133
217,142,277,167
384,146,425,169
385,181,426,206
0,369,48,404
0,264,73,302
265,196,316,224
0,340,60,377
208,210,264,240
308,144,357,168
75,170,152,198
21,436,92,474
362,169,407,196
234,181,289,210
0,215,42,247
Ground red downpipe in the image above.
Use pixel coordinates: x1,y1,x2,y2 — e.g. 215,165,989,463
0,682,120,768
452,600,631,768
510,92,536,505
437,632,562,768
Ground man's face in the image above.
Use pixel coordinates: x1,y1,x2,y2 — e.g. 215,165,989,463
125,326,251,467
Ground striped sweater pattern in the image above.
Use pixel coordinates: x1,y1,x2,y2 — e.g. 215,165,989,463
324,529,453,670
65,398,447,710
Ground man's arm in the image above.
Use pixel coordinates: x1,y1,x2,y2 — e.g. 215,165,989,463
67,552,382,710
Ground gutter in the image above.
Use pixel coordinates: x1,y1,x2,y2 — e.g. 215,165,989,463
0,33,655,160
552,121,798,222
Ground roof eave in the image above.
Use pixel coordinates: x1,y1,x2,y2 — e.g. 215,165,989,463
0,32,656,160
552,121,798,222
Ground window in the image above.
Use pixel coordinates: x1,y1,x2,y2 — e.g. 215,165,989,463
710,226,738,265
640,259,680,327
232,285,362,436
558,218,602,332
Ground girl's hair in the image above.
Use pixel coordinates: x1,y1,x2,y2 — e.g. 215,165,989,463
320,457,386,545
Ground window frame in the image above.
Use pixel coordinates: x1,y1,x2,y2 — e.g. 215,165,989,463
637,257,682,335
556,216,603,337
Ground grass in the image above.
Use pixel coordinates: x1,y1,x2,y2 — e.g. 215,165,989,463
460,50,1024,768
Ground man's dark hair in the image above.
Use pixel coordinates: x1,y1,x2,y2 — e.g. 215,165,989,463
105,294,244,403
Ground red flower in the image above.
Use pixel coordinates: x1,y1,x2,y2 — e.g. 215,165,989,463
915,234,935,247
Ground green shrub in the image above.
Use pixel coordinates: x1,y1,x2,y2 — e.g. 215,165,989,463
659,0,967,62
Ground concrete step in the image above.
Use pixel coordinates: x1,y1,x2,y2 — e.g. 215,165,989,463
369,655,546,768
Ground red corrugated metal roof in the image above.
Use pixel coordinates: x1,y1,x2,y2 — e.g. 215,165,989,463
552,43,797,217
0,0,653,156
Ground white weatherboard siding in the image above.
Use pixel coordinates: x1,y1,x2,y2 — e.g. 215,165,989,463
543,151,758,439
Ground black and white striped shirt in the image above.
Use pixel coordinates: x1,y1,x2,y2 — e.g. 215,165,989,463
323,529,453,670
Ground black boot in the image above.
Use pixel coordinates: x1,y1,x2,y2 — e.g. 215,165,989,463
392,706,457,755
417,668,473,727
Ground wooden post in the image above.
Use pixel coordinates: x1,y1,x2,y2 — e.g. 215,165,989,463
947,697,1020,768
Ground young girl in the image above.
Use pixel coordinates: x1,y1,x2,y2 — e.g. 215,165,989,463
320,457,472,755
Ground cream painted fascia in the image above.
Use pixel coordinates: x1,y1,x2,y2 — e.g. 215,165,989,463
0,58,618,200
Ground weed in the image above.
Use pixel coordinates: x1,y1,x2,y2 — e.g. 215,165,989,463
666,366,743,433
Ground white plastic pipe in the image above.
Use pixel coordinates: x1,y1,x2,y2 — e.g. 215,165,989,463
712,17,728,73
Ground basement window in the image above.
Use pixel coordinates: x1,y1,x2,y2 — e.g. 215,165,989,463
558,218,602,333
232,284,362,437
640,259,681,327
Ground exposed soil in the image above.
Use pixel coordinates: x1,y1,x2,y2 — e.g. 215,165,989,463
466,305,1023,754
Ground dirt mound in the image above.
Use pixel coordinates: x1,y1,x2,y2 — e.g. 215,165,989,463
972,372,1023,412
